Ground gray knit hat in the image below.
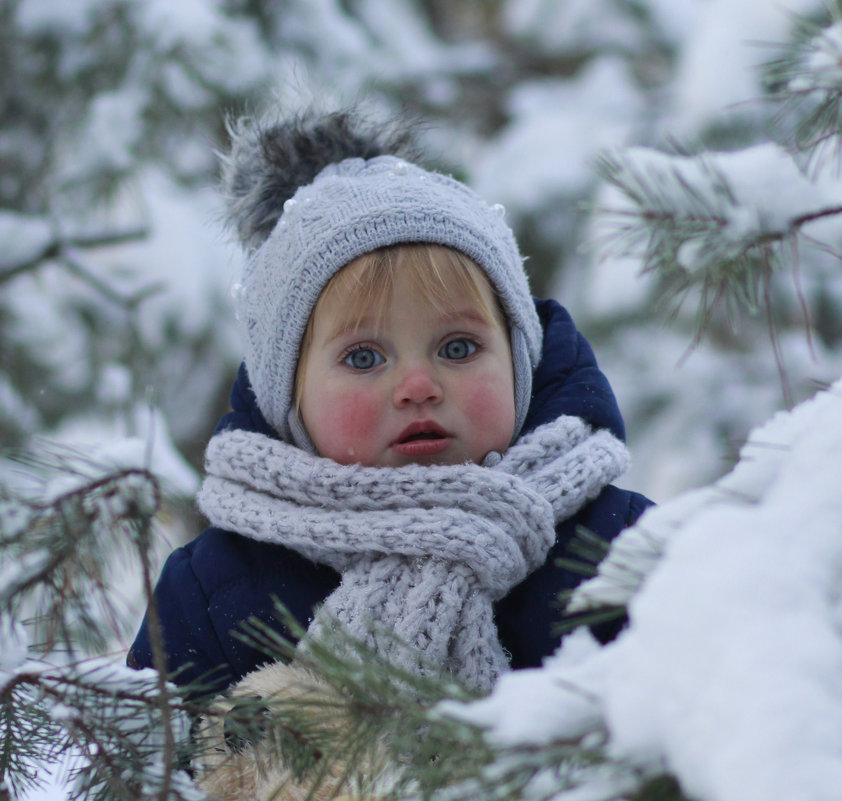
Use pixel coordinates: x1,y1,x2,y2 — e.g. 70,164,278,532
230,121,542,447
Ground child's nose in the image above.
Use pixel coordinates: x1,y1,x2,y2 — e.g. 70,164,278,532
393,365,443,407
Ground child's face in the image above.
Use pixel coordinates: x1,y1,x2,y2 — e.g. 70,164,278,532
298,260,516,467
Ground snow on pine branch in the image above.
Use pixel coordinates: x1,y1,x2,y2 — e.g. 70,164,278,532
788,19,842,93
1,467,158,593
1,650,199,801
0,450,161,655
594,143,842,324
570,378,842,614
445,378,842,801
767,15,842,153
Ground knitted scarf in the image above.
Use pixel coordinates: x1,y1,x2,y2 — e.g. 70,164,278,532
198,416,629,691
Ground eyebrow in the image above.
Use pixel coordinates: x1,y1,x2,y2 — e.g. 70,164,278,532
324,315,379,343
439,308,495,328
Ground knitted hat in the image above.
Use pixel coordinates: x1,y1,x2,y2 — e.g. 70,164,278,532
226,111,543,446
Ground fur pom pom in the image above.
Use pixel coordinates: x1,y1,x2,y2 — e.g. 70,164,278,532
221,107,418,252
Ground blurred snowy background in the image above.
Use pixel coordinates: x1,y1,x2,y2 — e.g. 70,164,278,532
4,0,842,799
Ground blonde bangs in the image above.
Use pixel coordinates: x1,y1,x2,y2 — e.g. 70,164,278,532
333,243,502,330
294,243,506,409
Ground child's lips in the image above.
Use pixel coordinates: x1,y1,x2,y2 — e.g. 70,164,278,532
391,421,453,457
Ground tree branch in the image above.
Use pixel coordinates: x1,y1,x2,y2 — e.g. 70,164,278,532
0,225,149,284
1,469,159,605
136,519,177,801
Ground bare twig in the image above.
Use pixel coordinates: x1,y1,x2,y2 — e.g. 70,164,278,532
60,246,166,308
764,269,793,408
135,518,177,801
790,233,816,358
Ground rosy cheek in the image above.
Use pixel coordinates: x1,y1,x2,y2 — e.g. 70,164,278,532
461,377,516,440
314,388,383,464
469,394,509,425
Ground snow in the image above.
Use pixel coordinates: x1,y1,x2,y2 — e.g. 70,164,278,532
503,0,645,55
449,379,842,801
637,0,699,44
607,143,842,240
280,0,375,70
137,0,229,52
355,0,489,77
5,264,96,394
43,404,199,498
0,212,53,273
721,144,842,233
797,20,842,91
92,101,140,172
20,759,74,801
0,549,52,601
14,0,102,35
136,0,269,97
440,628,606,746
95,363,132,406
0,616,29,678
88,168,240,350
471,57,642,215
588,141,842,283
666,0,821,136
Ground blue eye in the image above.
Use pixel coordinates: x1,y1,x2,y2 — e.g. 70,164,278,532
439,339,477,360
343,347,384,370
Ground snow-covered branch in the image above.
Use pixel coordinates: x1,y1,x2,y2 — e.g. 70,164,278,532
767,16,842,152
594,143,842,352
0,459,204,801
1,458,160,659
1,658,197,801
597,143,842,276
0,214,150,282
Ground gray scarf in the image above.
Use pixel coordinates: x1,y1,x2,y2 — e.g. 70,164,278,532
198,416,629,691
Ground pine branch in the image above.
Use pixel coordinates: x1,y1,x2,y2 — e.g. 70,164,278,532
1,463,160,656
592,144,842,367
0,668,68,798
553,527,628,636
0,449,207,801
225,608,492,799
765,9,842,156
59,246,166,310
191,604,693,801
563,511,675,618
0,656,206,801
134,513,178,801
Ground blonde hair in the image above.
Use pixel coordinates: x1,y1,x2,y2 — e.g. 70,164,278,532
294,243,508,408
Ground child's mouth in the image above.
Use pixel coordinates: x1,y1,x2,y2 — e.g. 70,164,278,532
392,422,452,457
395,421,449,444
400,430,445,443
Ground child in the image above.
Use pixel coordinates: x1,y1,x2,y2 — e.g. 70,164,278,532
128,107,653,695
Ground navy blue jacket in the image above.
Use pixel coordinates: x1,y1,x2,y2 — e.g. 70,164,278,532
128,299,653,695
